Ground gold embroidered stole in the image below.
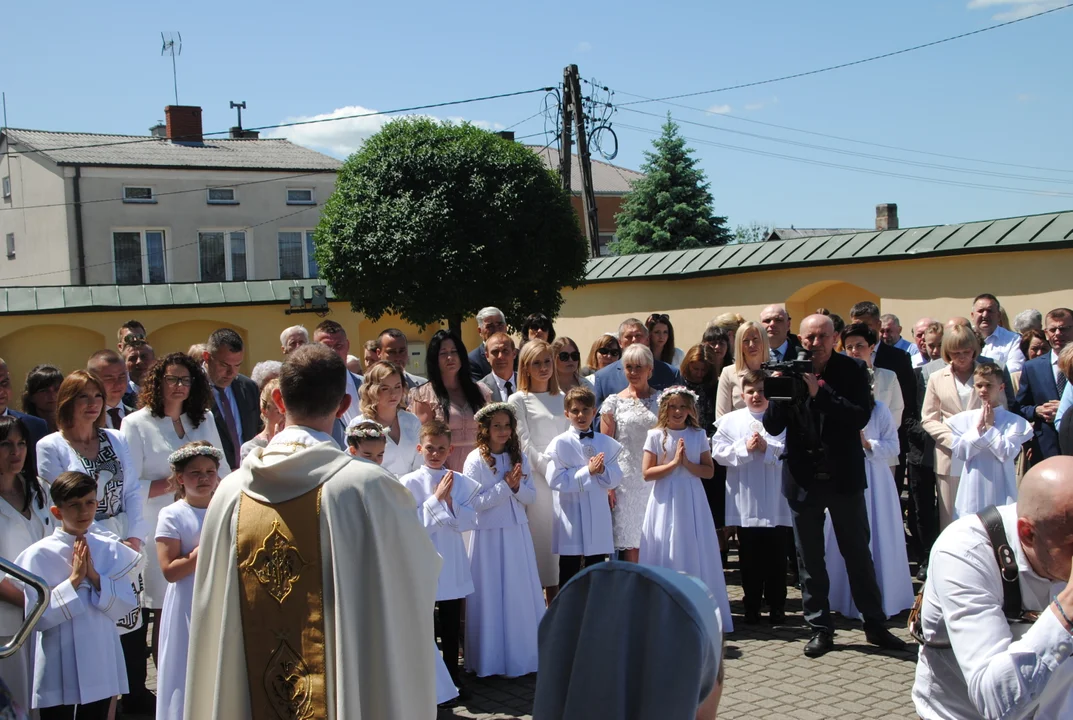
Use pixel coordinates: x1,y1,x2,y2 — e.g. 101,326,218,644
236,487,326,720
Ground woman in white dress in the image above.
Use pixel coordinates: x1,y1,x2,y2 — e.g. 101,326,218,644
824,399,915,619
121,353,230,660
509,339,569,596
0,414,54,714
600,344,659,563
716,321,766,420
841,323,904,429
349,361,421,477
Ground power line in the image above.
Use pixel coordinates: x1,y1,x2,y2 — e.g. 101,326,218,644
617,4,1072,107
4,86,555,156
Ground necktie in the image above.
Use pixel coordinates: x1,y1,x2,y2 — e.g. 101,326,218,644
578,429,595,439
1058,372,1068,400
770,348,781,363
216,387,241,464
505,380,513,397
108,407,122,430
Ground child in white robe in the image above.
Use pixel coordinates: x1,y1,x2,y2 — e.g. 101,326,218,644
545,386,623,586
154,442,222,720
463,402,546,678
945,362,1032,520
15,471,139,719
399,420,481,702
640,386,734,632
711,370,790,624
824,400,915,619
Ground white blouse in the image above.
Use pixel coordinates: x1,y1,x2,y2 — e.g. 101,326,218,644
349,411,421,478
0,482,54,634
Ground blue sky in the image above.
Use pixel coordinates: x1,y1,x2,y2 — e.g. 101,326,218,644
5,0,1071,230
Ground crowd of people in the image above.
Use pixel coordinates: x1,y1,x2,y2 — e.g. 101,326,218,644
0,295,1071,719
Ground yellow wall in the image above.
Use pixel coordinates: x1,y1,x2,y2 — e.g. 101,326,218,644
1,247,1070,391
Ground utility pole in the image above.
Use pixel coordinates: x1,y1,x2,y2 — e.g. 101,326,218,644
563,64,600,257
559,75,573,195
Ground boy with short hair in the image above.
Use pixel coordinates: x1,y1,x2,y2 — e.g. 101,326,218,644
945,361,1032,520
711,370,790,625
398,420,480,700
545,386,623,586
15,471,140,720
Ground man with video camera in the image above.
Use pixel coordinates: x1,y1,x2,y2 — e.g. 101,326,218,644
763,314,907,658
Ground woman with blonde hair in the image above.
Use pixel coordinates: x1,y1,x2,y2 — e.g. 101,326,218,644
552,336,589,392
709,312,745,348
715,321,767,419
240,379,284,462
351,360,421,477
509,340,570,599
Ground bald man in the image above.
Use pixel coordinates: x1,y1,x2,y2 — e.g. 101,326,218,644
912,317,937,369
913,456,1073,719
759,304,803,362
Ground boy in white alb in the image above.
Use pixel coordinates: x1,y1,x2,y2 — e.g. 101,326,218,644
711,370,790,624
399,420,481,702
545,386,623,586
15,471,140,720
945,361,1033,520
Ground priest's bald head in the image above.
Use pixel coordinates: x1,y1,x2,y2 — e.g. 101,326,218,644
276,343,352,432
1016,456,1073,583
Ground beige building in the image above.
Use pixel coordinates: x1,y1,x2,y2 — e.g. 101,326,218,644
0,105,341,286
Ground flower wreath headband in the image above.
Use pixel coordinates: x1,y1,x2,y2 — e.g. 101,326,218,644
658,385,700,405
347,422,388,441
474,401,516,424
168,444,224,467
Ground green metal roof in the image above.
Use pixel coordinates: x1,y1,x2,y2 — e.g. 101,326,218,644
2,210,1071,315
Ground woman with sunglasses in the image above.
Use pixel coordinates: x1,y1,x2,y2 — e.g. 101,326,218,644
552,337,592,392
646,313,685,369
583,335,621,378
122,352,231,664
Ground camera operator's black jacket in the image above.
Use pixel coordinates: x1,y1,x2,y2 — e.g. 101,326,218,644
763,351,873,497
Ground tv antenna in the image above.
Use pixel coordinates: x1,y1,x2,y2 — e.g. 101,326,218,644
230,101,246,130
161,32,182,105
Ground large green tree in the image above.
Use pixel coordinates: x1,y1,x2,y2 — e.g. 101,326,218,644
315,118,588,334
611,113,730,255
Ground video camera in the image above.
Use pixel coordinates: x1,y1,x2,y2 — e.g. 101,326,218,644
761,348,813,402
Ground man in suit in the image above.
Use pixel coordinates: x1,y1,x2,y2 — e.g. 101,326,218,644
594,318,683,407
468,307,508,382
203,329,263,470
1015,307,1073,467
477,333,518,402
376,328,427,389
87,350,136,430
312,320,364,428
760,304,803,362
764,314,905,658
0,359,48,483
907,364,939,580
123,340,154,408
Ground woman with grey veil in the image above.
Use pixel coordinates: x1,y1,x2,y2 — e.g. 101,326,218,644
533,560,725,720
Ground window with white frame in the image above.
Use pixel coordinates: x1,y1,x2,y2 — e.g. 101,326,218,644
207,187,238,204
286,188,314,205
278,230,319,279
113,230,166,284
199,230,248,282
122,186,155,203
2,176,10,199
5,233,14,259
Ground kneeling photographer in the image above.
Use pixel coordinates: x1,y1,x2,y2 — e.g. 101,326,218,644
763,314,906,657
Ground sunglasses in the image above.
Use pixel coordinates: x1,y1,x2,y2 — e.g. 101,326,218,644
597,348,621,357
558,351,581,362
648,313,670,323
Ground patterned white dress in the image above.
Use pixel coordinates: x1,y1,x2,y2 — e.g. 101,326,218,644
600,393,658,550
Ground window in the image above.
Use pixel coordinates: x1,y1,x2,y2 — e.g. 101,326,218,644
199,230,248,282
286,188,314,205
5,233,14,259
598,232,617,255
278,230,319,279
112,230,166,284
207,187,237,204
2,176,10,199
122,186,155,203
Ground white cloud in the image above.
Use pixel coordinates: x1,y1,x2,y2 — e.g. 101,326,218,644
967,0,1066,21
576,41,592,53
707,104,732,114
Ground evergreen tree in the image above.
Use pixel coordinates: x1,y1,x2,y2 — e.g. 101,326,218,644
611,113,730,255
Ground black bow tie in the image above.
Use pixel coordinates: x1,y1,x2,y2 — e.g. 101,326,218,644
578,430,595,439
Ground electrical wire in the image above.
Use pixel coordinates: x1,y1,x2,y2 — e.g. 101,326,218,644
617,4,1072,107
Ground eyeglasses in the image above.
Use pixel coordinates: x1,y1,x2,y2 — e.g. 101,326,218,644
558,351,581,362
596,348,621,357
164,375,194,387
647,313,670,323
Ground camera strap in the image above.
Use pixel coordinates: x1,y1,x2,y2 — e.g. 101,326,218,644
977,505,1023,622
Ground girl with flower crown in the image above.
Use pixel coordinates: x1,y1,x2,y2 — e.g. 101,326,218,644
640,387,734,632
154,441,222,720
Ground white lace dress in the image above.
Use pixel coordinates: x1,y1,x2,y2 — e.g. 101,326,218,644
600,393,659,550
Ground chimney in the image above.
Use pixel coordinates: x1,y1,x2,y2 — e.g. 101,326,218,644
149,123,167,138
876,203,898,231
496,130,515,142
164,105,203,143
229,126,260,139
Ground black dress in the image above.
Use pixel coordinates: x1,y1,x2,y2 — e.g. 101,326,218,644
686,379,725,529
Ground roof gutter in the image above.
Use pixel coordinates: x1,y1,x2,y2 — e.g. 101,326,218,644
73,166,86,285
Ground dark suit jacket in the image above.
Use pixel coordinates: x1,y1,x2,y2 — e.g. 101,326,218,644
211,374,263,469
10,410,48,483
763,351,872,497
776,333,805,360
906,367,936,468
478,373,512,403
874,341,918,437
593,359,683,408
1015,353,1063,463
468,344,492,383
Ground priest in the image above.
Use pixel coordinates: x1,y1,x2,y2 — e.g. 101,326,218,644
184,343,442,719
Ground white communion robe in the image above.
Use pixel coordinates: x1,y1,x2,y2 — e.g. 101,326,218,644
183,426,442,720
544,428,623,557
15,527,140,709
824,402,915,619
711,408,790,527
945,407,1032,521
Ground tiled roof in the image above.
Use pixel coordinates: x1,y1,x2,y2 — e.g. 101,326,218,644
527,145,643,195
765,227,870,241
3,128,342,172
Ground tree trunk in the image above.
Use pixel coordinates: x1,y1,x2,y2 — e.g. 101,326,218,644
447,313,463,338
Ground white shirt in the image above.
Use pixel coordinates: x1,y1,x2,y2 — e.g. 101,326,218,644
492,372,517,401
349,411,421,478
982,326,1025,374
913,351,931,369
342,373,361,426
1051,349,1063,387
913,504,1073,719
104,403,128,430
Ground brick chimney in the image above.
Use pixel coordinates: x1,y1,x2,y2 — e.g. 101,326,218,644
496,130,515,141
876,203,898,231
164,105,203,143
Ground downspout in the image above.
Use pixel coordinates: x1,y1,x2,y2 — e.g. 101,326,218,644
73,165,86,285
